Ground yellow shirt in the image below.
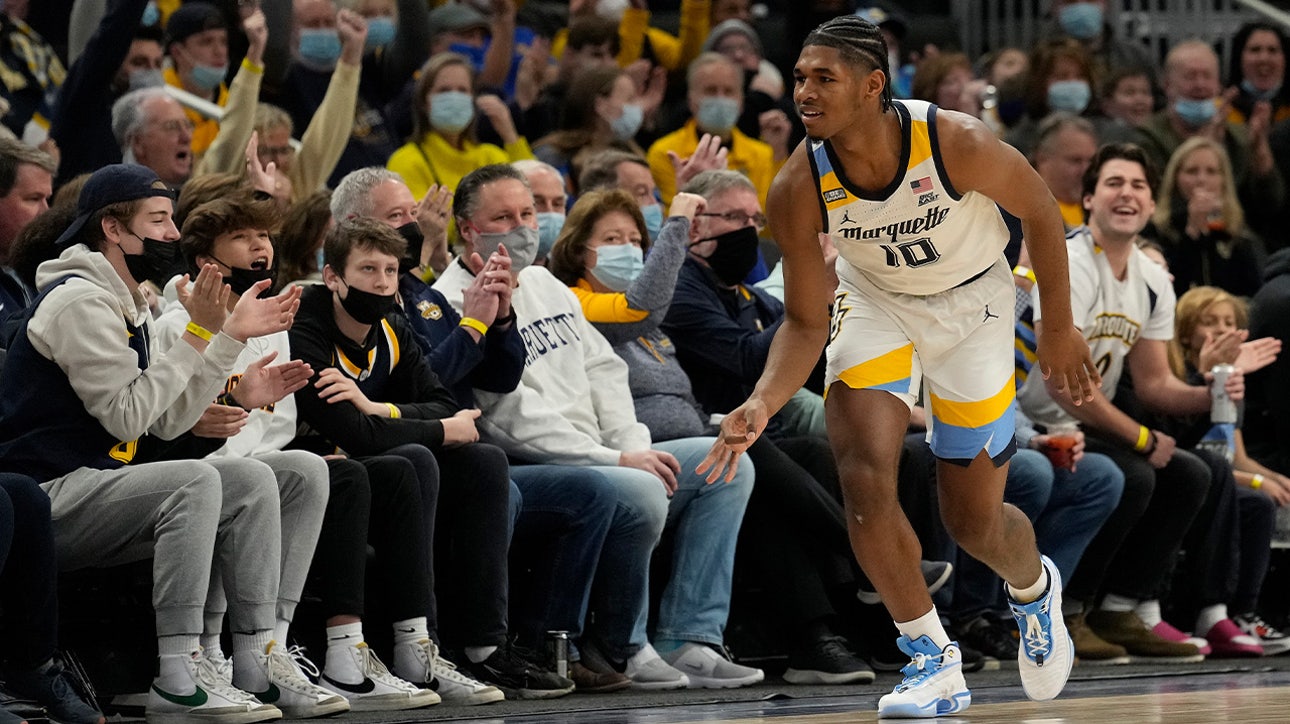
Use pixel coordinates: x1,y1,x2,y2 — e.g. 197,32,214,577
552,0,709,71
163,66,228,158
387,130,534,198
1058,199,1084,229
646,120,776,209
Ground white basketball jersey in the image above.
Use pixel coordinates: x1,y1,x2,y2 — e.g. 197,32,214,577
808,100,1013,296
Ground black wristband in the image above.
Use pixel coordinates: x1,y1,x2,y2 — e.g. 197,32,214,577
1141,430,1158,456
494,311,515,327
216,391,250,411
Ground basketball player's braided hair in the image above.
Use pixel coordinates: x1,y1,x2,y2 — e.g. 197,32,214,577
804,15,893,112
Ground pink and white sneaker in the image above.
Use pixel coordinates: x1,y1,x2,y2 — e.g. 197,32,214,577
1151,621,1211,656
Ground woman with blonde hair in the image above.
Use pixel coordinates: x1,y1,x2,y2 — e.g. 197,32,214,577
387,53,533,197
1152,137,1263,297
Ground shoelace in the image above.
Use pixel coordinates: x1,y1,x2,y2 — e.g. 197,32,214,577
355,644,419,693
1241,615,1284,640
283,645,322,680
1020,613,1052,664
413,639,437,682
195,655,259,705
267,646,326,695
896,650,948,692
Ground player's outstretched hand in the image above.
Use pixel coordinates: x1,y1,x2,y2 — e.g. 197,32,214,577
696,399,768,483
1039,324,1100,406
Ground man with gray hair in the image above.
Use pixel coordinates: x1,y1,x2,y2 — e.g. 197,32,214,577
1032,114,1098,231
112,87,196,186
511,159,565,264
0,138,54,316
330,165,522,409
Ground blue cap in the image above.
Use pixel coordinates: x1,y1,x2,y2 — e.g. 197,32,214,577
55,164,176,248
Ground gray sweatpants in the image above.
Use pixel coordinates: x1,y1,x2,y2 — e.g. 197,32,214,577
204,450,329,631
42,457,282,636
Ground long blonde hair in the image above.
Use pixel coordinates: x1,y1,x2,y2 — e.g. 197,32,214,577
1153,136,1245,237
1168,285,1249,378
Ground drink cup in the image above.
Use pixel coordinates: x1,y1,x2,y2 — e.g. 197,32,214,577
1043,423,1079,469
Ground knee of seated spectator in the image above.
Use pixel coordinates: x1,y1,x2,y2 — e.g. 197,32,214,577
1169,449,1215,505
217,458,281,503
0,474,47,516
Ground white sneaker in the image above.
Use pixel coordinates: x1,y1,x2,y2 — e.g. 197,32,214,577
662,643,764,689
147,651,283,724
393,638,504,706
877,636,971,718
318,642,439,711
623,644,688,690
234,642,351,719
1007,555,1074,701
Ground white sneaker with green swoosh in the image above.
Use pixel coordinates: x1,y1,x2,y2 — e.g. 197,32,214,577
234,641,351,719
147,650,282,724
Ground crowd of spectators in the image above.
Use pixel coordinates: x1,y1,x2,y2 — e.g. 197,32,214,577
2,0,1290,721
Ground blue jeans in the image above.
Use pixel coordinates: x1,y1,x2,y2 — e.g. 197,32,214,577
952,448,1124,617
509,464,618,657
588,438,753,659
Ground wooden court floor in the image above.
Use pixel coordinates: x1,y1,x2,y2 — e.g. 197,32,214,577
466,670,1290,724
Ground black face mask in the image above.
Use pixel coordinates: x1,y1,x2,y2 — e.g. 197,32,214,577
123,234,179,287
338,279,397,325
698,225,761,286
209,255,275,298
396,222,425,274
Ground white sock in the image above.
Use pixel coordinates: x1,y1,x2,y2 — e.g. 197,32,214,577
1135,600,1163,628
392,618,431,682
1006,564,1049,604
155,651,200,693
200,633,223,659
273,620,291,646
1100,594,1137,613
232,630,274,656
159,635,201,658
1196,604,1228,638
464,646,497,664
324,622,366,684
894,608,952,649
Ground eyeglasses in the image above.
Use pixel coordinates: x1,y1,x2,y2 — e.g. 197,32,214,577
698,210,767,229
260,145,296,160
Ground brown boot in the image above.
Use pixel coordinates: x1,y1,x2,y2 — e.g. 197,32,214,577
568,661,631,693
1066,612,1130,665
1084,610,1204,662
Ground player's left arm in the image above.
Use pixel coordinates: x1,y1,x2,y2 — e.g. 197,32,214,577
936,109,1099,405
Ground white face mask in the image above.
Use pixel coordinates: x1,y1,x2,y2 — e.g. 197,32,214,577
596,0,629,22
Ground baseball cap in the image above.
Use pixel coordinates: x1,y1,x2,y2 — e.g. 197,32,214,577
165,1,227,48
55,165,176,248
428,3,490,37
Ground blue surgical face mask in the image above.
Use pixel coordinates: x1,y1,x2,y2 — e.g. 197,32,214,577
1057,2,1103,40
1047,79,1091,114
365,16,396,50
142,0,159,27
429,91,475,134
1241,78,1280,102
1173,97,1218,127
128,68,164,90
448,42,488,71
536,212,565,260
610,103,644,141
589,243,644,292
696,96,741,134
640,203,664,241
189,63,227,91
299,28,342,68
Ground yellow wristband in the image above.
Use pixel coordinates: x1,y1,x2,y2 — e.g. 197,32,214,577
1012,264,1037,283
460,317,489,336
185,321,214,342
1252,474,1265,490
419,265,437,283
1133,425,1151,452
241,57,264,74
385,403,401,419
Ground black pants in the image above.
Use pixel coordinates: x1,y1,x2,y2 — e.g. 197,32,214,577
0,473,57,671
1067,438,1211,603
1172,448,1277,618
385,442,513,649
736,436,858,639
308,456,432,623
